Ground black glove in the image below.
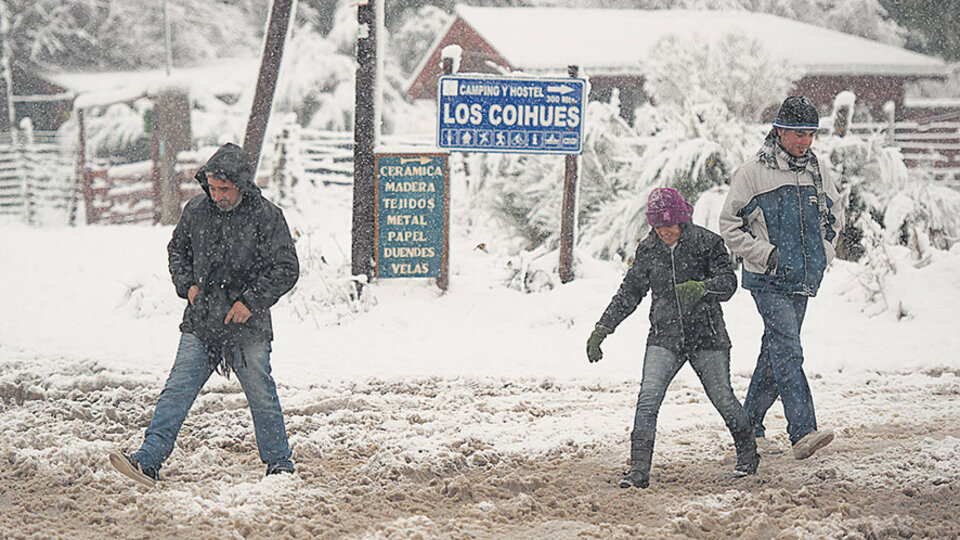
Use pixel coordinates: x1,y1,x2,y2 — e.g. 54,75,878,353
766,247,779,272
586,324,612,363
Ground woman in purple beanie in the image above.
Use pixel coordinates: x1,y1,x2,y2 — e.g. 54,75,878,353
587,187,759,488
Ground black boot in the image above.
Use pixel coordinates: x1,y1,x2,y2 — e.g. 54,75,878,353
733,430,760,476
619,431,655,489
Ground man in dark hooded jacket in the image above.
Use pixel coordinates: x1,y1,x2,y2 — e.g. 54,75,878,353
110,142,300,487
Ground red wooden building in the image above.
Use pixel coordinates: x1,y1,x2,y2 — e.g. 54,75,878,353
407,6,948,124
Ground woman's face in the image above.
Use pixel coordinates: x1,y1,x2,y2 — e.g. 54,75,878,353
655,224,681,246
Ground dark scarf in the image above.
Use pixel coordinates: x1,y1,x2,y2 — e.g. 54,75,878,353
199,210,249,379
757,129,835,242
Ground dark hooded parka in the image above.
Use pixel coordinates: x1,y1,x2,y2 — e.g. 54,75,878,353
598,222,737,354
168,143,299,352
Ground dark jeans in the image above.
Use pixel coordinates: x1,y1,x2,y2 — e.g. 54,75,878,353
632,345,751,438
136,333,293,471
743,291,817,444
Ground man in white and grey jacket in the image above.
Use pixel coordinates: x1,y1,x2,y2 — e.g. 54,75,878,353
720,96,843,461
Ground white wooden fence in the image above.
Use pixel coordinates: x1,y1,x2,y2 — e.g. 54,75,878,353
848,119,960,187
268,124,433,186
268,119,960,190
0,126,76,224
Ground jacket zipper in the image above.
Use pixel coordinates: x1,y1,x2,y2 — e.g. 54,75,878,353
795,171,810,290
669,246,685,343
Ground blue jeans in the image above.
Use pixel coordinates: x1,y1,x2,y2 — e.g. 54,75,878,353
136,333,293,471
633,345,751,438
743,291,817,444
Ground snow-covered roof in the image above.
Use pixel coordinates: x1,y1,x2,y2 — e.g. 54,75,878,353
455,6,947,77
45,57,259,109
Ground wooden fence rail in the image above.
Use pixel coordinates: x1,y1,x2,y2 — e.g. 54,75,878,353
82,160,203,225
269,125,433,186
0,129,75,224
848,119,960,185
3,112,957,226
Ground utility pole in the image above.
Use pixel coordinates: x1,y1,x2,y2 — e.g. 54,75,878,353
161,0,173,76
351,0,383,283
243,0,294,175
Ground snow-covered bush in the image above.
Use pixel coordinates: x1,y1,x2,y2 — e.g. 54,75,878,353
261,177,375,326
815,93,960,317
273,15,427,134
460,97,762,269
456,30,798,270
823,121,960,259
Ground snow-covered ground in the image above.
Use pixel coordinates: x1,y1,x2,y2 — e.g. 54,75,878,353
1,181,959,538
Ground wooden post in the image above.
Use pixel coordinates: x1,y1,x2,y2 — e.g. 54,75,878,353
150,129,162,223
435,52,457,291
243,0,293,175
558,65,580,284
18,118,32,224
438,153,450,292
884,100,896,147
155,89,191,224
351,0,382,283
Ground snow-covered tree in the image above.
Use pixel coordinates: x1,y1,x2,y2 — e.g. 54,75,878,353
389,5,452,76
274,26,355,131
642,33,800,122
5,0,262,70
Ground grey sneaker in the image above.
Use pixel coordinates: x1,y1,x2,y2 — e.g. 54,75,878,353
792,429,834,460
109,451,158,488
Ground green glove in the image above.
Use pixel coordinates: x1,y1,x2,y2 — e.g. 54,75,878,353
674,280,706,306
586,324,612,363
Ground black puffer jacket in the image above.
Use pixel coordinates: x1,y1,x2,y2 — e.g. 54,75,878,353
168,143,299,348
598,222,737,353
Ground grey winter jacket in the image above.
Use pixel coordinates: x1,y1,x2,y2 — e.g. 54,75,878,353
168,143,299,347
719,157,842,296
597,222,737,354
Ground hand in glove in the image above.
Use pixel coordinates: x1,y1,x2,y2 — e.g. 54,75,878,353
586,324,612,363
766,247,779,272
674,280,706,306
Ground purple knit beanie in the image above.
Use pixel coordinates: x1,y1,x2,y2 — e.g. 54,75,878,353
646,187,693,228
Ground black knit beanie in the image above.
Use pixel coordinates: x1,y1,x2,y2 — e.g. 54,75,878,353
773,96,819,130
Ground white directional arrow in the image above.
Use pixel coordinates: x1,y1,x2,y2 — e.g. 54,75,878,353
401,157,434,165
546,85,575,94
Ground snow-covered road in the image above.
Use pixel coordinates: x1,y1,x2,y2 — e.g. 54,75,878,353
2,347,958,539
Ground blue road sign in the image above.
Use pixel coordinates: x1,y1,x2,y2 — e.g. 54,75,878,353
375,153,448,279
437,75,586,154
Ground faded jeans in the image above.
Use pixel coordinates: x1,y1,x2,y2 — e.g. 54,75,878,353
632,345,751,439
135,333,293,471
743,291,817,444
